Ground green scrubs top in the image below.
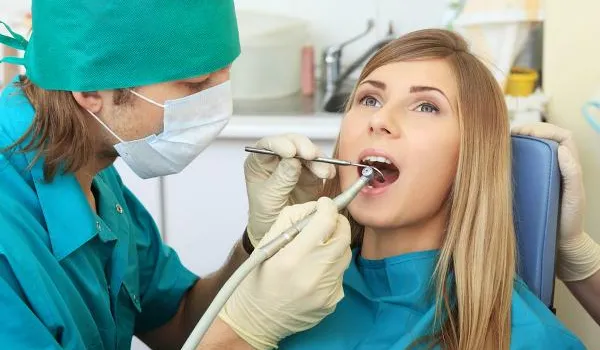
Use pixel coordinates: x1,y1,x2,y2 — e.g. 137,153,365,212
0,80,199,349
280,249,585,349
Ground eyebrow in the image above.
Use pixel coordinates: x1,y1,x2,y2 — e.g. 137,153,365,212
359,79,386,90
359,80,453,109
360,81,448,100
409,85,450,105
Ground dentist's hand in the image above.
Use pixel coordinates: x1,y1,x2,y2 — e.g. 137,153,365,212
219,197,352,350
244,134,336,247
511,122,600,281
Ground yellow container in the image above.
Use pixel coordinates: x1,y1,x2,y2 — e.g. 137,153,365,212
505,67,539,96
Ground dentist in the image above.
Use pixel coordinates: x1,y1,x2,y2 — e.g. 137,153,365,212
0,1,349,349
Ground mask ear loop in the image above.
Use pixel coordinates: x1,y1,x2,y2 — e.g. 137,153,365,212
85,109,126,143
129,90,165,108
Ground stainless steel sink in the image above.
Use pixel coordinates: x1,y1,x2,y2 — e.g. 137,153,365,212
322,92,351,114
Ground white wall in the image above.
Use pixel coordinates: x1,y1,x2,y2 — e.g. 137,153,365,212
234,0,448,77
0,0,29,86
544,1,600,348
0,0,29,23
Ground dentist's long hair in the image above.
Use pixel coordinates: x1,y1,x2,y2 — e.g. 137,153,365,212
323,29,515,350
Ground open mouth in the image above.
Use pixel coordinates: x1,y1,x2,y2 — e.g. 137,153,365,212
358,155,400,188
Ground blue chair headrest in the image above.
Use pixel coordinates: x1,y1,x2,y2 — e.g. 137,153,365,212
511,135,561,307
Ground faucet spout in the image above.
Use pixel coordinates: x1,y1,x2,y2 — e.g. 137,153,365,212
320,21,397,113
321,20,374,96
335,37,394,89
322,22,396,100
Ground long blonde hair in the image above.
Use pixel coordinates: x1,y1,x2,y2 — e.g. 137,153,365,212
323,29,516,349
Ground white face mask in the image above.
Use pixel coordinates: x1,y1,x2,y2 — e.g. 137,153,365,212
88,80,232,179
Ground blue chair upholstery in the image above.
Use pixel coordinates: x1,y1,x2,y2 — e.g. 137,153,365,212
512,135,561,310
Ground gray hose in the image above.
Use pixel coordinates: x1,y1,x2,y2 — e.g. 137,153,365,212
181,167,375,350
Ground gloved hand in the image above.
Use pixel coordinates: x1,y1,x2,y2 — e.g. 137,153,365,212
245,134,336,247
511,122,600,281
219,197,352,350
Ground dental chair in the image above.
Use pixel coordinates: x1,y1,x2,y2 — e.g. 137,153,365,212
511,134,561,313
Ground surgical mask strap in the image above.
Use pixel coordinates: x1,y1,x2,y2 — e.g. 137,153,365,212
129,90,165,108
85,109,126,143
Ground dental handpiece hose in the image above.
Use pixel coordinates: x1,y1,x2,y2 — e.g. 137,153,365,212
181,167,375,350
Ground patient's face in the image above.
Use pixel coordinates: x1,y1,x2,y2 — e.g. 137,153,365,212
338,59,460,231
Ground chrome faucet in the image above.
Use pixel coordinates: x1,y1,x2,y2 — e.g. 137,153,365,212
321,20,396,105
321,20,374,97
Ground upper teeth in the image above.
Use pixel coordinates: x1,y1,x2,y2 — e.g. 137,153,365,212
361,155,392,164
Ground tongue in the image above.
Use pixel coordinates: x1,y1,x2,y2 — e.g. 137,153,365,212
371,167,399,188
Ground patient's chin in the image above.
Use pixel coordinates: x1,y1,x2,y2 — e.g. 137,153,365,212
349,209,399,231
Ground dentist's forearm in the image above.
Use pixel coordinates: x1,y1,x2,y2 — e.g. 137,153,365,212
565,269,600,325
182,238,250,334
138,237,250,349
196,318,253,350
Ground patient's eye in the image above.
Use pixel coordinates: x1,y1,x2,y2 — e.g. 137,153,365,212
416,102,439,113
359,95,382,108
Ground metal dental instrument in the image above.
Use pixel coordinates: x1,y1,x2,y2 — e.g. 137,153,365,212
244,146,385,181
181,167,376,350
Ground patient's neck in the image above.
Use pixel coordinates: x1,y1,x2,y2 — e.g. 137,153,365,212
360,207,448,260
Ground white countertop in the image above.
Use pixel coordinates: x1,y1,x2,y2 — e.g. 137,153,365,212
220,114,343,140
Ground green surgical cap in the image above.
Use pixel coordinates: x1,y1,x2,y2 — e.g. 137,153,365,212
0,1,240,91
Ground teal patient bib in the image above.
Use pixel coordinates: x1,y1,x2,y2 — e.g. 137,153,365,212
280,249,584,349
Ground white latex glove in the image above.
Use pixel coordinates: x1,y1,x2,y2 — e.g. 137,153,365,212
219,197,352,349
245,134,336,247
511,122,600,281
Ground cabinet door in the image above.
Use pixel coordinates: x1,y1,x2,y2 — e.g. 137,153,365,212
164,138,335,276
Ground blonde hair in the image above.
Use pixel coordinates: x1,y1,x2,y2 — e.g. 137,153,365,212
323,29,516,349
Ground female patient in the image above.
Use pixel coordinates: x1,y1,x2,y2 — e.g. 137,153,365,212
279,29,584,349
